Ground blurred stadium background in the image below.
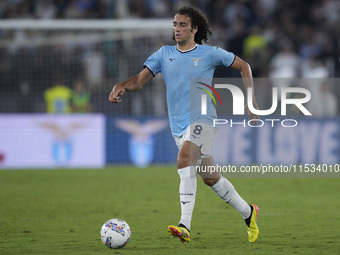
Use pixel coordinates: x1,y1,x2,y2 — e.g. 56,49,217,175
0,0,339,169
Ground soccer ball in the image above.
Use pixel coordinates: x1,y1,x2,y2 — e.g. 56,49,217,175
100,219,131,249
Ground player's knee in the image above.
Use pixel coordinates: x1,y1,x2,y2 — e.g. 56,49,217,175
202,177,219,187
177,154,190,169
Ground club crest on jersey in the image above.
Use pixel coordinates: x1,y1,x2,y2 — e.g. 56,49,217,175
192,58,202,66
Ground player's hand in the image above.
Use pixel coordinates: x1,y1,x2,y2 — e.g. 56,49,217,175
109,83,126,104
245,100,260,125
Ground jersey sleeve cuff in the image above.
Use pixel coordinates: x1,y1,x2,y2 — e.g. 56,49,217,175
143,65,155,77
228,54,236,67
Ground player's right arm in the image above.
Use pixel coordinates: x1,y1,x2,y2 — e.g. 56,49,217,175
108,68,154,104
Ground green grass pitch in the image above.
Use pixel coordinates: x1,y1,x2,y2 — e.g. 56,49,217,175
0,166,339,255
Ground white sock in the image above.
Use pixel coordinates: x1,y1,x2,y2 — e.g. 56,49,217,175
210,176,251,219
178,166,197,230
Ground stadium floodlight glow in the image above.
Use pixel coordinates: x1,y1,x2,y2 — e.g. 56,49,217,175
0,19,174,30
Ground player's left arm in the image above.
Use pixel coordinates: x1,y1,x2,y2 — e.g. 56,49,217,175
230,56,260,123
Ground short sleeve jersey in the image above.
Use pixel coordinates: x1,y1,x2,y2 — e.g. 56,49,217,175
144,44,235,137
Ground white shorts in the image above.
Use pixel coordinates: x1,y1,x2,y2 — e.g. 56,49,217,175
174,122,217,158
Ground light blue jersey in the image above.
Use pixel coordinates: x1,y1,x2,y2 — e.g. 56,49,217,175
144,44,235,137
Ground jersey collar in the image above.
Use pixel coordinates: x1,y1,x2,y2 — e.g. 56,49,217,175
176,44,198,53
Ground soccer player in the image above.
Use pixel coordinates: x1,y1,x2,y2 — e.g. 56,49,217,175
109,6,260,243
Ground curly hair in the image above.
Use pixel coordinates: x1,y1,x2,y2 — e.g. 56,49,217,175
175,6,212,44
